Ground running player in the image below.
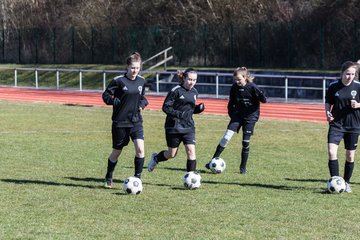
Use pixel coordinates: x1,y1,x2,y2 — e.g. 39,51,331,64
325,61,360,193
102,52,148,188
147,68,205,173
205,67,267,174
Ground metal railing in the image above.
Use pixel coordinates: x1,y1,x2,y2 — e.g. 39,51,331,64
142,47,173,71
0,67,337,103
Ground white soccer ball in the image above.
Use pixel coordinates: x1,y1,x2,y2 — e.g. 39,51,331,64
182,171,201,189
123,176,143,195
209,157,226,174
327,176,346,193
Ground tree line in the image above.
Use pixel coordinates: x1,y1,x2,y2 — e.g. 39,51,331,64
1,0,359,68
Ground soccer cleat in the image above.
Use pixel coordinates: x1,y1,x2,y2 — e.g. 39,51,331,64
205,161,210,170
104,178,113,189
147,153,158,172
240,168,248,174
345,182,352,193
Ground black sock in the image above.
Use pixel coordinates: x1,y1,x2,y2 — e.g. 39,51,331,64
328,159,339,177
134,157,144,179
186,159,197,172
213,145,225,158
344,161,354,183
156,150,168,162
240,140,250,169
105,158,118,179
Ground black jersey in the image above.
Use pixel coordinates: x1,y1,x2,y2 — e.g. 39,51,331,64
162,85,199,134
102,74,148,127
227,82,267,122
325,79,360,133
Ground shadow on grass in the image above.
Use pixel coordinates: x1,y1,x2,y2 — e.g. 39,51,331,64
64,177,123,184
67,177,189,192
123,165,208,174
284,178,325,183
0,178,106,189
0,177,324,192
284,177,359,185
202,180,302,191
63,103,94,108
0,177,127,189
162,167,208,174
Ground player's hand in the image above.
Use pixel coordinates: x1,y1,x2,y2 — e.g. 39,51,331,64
326,111,334,122
194,103,205,114
113,97,121,106
351,100,358,109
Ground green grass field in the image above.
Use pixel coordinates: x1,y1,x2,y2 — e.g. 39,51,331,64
1,100,359,240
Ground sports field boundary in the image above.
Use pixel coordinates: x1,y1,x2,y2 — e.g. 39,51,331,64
0,87,326,123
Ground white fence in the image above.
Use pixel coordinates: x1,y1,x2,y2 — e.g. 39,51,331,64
0,67,337,103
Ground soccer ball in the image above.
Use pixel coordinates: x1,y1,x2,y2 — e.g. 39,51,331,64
182,171,201,189
123,176,143,195
209,157,226,173
326,176,346,193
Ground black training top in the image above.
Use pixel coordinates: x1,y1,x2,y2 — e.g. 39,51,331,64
162,84,199,134
102,74,148,127
227,82,267,122
326,79,360,133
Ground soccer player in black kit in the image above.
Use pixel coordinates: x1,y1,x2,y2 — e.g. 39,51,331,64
205,67,267,174
102,52,148,188
147,68,205,175
325,61,360,193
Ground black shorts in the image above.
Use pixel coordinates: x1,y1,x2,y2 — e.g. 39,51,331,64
165,132,196,148
227,119,255,135
328,126,359,150
112,124,144,150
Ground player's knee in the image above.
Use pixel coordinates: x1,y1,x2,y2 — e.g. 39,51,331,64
242,140,250,153
219,130,235,147
328,149,337,159
242,139,250,149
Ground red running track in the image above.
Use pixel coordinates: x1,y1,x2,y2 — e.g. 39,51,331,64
0,87,326,123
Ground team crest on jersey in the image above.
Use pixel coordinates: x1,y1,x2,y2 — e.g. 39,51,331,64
123,86,128,91
351,90,357,99
138,86,143,94
179,95,185,99
335,91,339,97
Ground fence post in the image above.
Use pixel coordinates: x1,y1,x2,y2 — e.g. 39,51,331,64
215,73,219,98
156,72,159,95
35,69,38,88
229,24,233,66
79,70,82,91
323,77,326,104
203,24,208,66
2,29,4,62
287,23,293,68
35,28,39,64
56,70,60,89
257,23,262,67
71,27,75,64
18,30,21,64
352,21,358,60
52,27,57,64
14,68,17,87
319,23,324,69
103,71,106,91
111,26,116,64
91,27,94,64
164,50,167,70
285,77,288,102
